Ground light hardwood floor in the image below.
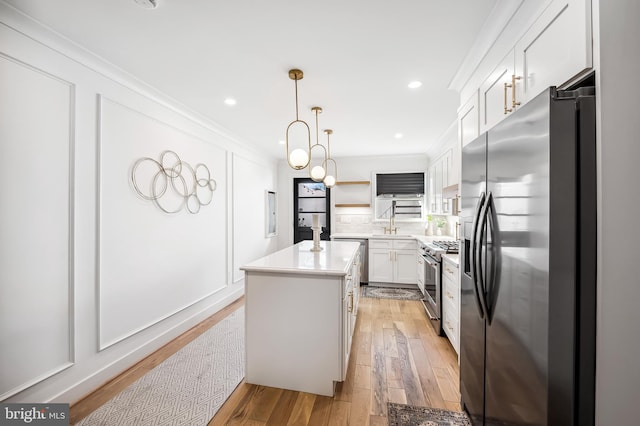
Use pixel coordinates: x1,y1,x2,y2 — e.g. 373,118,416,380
209,294,461,425
70,293,461,425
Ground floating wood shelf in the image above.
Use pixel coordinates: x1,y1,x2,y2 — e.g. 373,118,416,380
335,203,371,208
335,180,370,185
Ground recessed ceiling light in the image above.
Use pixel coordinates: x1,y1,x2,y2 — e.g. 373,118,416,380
224,98,237,106
408,81,422,89
133,0,158,9
278,140,285,145
395,133,403,139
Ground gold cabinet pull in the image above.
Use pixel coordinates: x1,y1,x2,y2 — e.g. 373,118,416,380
511,75,522,109
504,81,513,114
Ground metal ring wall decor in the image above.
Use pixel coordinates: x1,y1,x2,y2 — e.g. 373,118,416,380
131,150,217,214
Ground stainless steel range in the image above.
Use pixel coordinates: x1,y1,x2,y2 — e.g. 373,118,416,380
418,240,459,335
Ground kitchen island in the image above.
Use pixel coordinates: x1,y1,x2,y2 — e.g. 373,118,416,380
240,240,361,396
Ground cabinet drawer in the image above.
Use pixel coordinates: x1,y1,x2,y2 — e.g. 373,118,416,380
443,307,459,352
393,239,416,250
369,239,393,249
442,277,458,310
442,259,459,284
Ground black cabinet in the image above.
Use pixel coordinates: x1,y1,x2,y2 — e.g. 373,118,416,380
293,178,331,244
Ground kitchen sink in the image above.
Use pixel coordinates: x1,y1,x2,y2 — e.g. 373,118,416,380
369,233,415,239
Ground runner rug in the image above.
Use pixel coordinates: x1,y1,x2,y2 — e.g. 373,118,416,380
387,403,472,426
77,307,244,426
362,286,423,300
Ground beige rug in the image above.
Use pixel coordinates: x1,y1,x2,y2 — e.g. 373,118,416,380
77,307,244,425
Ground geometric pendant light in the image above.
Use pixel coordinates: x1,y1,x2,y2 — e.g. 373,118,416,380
285,69,311,170
309,106,328,181
322,129,338,188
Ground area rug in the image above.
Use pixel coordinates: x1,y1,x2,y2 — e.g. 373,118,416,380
77,307,245,426
362,286,423,300
387,403,472,426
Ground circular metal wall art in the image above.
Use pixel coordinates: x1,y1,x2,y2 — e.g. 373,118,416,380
131,150,217,214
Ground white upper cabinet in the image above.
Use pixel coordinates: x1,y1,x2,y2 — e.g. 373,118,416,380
514,0,592,105
427,149,453,215
458,92,479,148
479,50,516,134
461,0,593,137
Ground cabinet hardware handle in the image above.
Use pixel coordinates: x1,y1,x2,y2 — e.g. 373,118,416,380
348,291,354,313
447,292,453,299
511,75,521,109
504,81,513,114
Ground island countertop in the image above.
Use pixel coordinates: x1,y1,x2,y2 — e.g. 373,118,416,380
240,240,361,276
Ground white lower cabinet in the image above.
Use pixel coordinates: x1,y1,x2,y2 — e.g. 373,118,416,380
369,238,417,285
441,256,460,355
416,253,426,294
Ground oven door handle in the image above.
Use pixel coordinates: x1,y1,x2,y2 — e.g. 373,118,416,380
423,302,437,321
423,254,438,266
470,192,486,319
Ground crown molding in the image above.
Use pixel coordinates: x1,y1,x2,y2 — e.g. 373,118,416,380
448,0,524,93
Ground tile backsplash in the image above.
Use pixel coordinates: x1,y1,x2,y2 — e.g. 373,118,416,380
334,213,457,237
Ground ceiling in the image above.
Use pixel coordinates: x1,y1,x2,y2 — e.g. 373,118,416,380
4,0,498,160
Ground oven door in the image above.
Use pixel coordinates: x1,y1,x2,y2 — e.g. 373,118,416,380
421,253,442,335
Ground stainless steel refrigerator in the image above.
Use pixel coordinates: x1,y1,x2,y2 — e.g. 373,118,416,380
459,86,596,425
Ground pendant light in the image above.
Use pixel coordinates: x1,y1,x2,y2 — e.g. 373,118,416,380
323,129,338,188
309,106,328,182
285,69,311,170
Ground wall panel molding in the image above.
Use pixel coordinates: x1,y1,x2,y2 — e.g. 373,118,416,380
0,53,75,400
97,95,228,350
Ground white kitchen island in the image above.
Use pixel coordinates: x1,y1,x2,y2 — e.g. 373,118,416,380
240,240,360,396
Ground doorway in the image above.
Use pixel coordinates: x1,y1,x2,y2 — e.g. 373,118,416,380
293,178,331,244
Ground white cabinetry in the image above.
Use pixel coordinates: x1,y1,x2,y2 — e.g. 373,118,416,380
514,0,592,105
243,241,360,396
343,265,357,371
416,253,426,294
369,238,417,286
458,92,480,148
479,50,516,134
468,0,593,136
441,256,460,355
427,150,452,215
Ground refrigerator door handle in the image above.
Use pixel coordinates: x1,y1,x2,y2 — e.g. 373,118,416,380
484,192,499,324
475,192,492,320
470,192,486,319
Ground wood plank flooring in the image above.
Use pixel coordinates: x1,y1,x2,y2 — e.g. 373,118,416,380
70,293,461,425
209,294,461,425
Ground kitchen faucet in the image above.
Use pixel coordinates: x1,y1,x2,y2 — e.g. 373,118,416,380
384,201,399,234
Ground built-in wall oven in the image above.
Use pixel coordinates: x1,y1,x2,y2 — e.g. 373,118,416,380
418,240,459,336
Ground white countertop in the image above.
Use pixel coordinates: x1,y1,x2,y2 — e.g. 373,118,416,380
331,232,456,245
240,240,360,276
442,253,460,266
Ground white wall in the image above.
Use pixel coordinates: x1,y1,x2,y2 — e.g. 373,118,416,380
276,154,429,247
0,4,277,403
594,1,640,423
